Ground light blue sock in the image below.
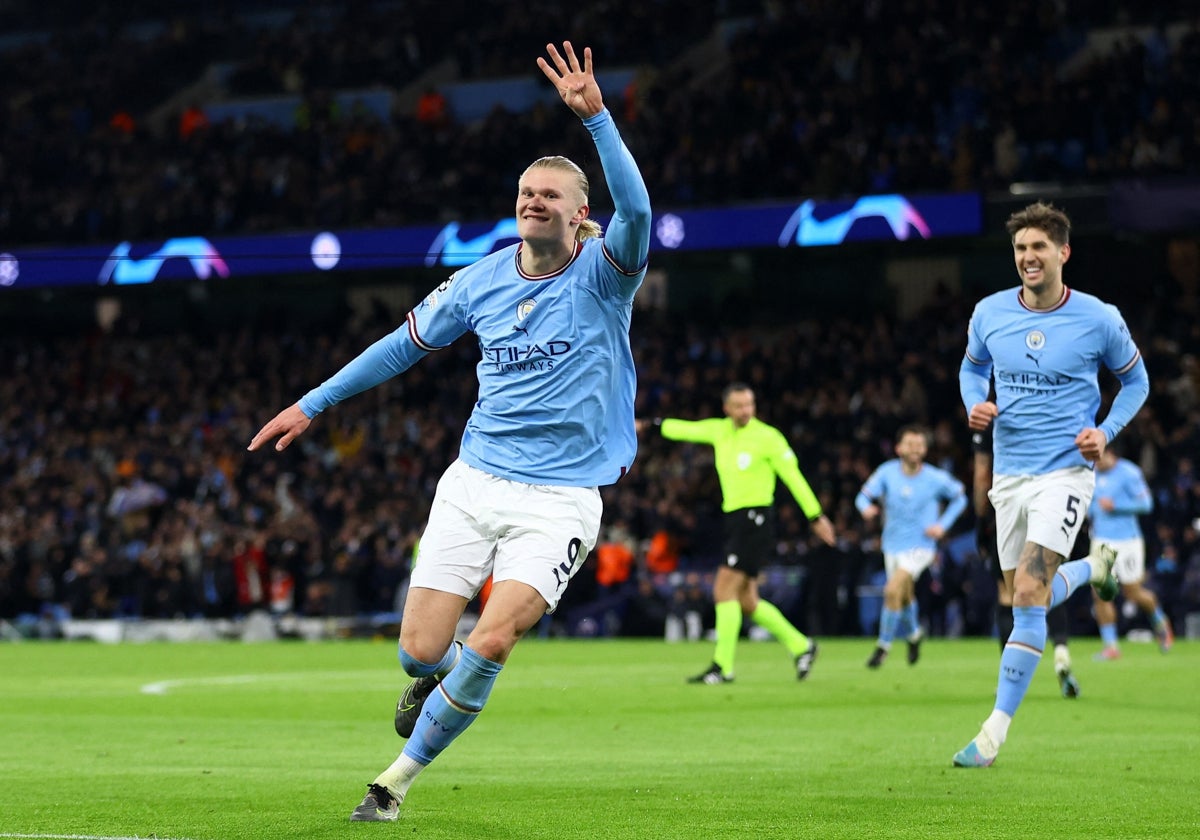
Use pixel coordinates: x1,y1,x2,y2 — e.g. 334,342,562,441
877,608,900,646
402,646,503,766
994,606,1045,717
902,601,920,639
1151,606,1167,628
398,640,460,678
1050,560,1092,608
1099,622,1119,647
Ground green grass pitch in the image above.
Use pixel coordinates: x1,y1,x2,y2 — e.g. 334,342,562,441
1,637,1197,840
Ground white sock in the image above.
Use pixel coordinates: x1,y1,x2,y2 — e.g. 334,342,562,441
1053,644,1071,674
438,640,463,678
1085,554,1107,583
983,710,1013,747
374,753,427,801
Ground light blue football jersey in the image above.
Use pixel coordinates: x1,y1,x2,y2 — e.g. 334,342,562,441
1089,457,1152,541
960,286,1148,475
855,460,967,554
409,236,643,485
297,108,651,486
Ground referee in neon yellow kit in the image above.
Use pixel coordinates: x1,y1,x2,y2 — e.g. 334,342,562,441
638,382,836,683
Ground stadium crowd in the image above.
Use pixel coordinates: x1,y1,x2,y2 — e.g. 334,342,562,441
2,2,1199,245
2,1,1199,640
2,281,1198,639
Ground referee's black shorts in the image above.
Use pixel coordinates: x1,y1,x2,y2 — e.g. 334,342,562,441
723,507,774,577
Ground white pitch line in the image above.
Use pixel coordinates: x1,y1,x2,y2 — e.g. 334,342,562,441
139,669,389,695
0,834,197,840
140,674,267,695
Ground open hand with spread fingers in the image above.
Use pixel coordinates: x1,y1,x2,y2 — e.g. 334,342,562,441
537,41,604,119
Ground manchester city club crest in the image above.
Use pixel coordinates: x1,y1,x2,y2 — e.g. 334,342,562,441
1025,329,1046,350
516,299,536,321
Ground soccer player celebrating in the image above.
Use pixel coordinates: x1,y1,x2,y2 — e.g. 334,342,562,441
638,383,836,685
856,425,967,669
249,41,651,821
953,201,1149,768
1090,444,1175,659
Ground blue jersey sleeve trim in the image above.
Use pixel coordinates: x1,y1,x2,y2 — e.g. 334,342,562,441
1112,349,1140,375
959,356,991,413
1099,354,1149,442
407,310,447,353
601,242,647,276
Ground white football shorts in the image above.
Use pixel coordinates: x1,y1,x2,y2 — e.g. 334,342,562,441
410,459,602,613
884,548,937,579
1096,536,1145,584
989,466,1095,572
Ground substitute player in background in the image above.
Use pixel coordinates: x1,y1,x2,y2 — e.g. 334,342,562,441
250,42,652,821
637,383,836,685
954,201,1149,768
1090,445,1174,659
856,424,967,669
973,426,1082,698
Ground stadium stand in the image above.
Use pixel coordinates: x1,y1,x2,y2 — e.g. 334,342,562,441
1,2,1199,246
1,286,1197,639
2,2,1199,639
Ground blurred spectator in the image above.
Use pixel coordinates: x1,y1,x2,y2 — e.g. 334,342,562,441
415,87,448,128
178,104,209,142
644,530,679,575
594,521,636,593
665,570,711,643
621,576,670,637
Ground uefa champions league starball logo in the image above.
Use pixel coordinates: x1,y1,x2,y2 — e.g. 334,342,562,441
1025,330,1046,351
656,214,685,249
0,253,18,286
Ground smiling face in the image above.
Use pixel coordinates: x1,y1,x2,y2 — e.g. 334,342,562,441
1012,225,1070,301
515,165,588,248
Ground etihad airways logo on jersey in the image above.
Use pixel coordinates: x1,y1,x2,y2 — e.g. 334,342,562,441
997,370,1071,387
482,340,571,373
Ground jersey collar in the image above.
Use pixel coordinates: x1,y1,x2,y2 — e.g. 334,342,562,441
514,241,584,281
1017,284,1070,313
